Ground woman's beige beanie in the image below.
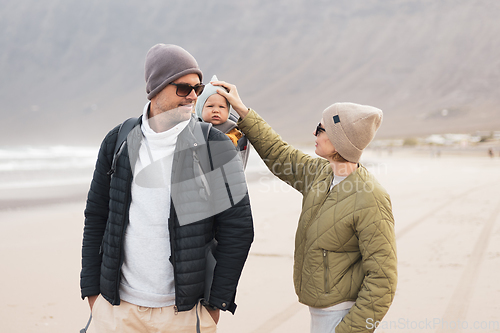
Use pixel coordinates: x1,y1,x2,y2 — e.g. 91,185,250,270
322,102,383,163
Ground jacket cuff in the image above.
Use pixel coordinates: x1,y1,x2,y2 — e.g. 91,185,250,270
207,296,237,314
236,108,257,130
81,286,100,300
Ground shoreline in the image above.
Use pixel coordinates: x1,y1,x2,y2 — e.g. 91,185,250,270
2,147,499,211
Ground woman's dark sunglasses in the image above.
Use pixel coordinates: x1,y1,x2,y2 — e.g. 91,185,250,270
315,123,326,136
170,83,205,97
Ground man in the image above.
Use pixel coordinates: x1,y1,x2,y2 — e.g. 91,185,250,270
80,44,254,332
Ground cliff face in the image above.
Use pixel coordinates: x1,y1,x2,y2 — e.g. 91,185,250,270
1,0,499,144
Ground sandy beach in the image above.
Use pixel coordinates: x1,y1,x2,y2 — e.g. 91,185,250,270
1,148,499,332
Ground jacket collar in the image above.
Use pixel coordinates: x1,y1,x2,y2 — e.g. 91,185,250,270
213,118,237,134
175,114,207,152
125,109,206,171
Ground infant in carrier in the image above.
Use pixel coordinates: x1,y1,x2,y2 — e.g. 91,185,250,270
194,75,250,167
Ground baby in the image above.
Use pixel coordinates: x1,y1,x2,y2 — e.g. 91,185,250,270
195,75,249,166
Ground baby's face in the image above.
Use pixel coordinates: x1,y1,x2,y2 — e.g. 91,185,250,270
202,94,229,125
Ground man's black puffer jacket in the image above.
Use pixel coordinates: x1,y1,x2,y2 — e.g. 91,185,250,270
80,115,254,313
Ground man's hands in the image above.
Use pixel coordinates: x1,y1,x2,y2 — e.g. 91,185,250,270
87,295,99,311
210,81,249,119
206,308,220,324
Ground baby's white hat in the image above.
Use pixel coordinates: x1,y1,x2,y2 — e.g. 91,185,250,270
194,75,229,120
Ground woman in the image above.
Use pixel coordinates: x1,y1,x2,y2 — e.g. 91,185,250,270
212,81,397,333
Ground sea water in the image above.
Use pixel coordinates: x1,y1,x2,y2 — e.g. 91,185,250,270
0,145,99,190
0,144,318,190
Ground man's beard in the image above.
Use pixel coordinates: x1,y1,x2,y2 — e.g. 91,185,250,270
150,104,193,132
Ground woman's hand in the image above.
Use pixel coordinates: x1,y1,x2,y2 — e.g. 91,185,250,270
87,295,99,311
211,80,249,119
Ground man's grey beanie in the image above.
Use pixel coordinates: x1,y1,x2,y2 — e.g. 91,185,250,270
322,102,383,163
145,44,203,100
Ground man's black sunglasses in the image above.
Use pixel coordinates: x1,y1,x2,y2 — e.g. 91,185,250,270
170,83,205,97
315,123,326,136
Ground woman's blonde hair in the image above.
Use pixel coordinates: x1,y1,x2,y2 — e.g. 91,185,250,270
331,151,349,162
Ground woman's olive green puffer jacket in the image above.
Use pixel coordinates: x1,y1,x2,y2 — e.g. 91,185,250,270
238,110,397,332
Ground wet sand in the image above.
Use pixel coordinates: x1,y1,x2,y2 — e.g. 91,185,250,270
1,149,499,332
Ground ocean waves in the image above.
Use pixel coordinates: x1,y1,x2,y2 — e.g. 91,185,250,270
0,146,98,190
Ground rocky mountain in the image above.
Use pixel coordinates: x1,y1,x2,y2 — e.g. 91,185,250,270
1,0,499,145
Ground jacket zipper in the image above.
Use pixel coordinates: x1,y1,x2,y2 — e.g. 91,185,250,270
305,191,330,232
323,249,329,294
299,174,332,292
114,170,132,304
303,173,333,233
169,199,179,314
